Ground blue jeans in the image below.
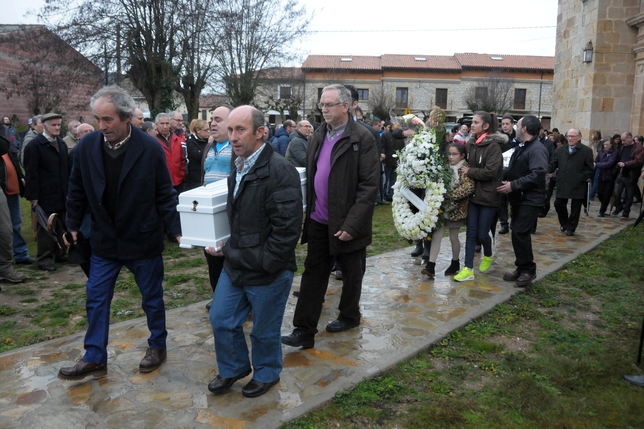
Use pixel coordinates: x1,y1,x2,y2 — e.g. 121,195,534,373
589,168,599,199
83,254,167,364
464,202,498,269
210,269,292,383
6,194,30,262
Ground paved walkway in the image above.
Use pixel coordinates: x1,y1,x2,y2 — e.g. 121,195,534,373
0,211,634,429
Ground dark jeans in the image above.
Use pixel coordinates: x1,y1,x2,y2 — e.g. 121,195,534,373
613,175,635,216
597,179,615,215
292,220,366,336
554,198,583,232
589,168,600,198
464,202,498,269
510,204,539,274
83,254,166,364
384,166,397,200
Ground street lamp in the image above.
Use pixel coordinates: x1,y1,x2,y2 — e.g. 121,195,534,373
583,41,594,63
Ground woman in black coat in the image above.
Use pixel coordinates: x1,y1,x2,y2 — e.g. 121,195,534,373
595,137,618,217
185,119,212,190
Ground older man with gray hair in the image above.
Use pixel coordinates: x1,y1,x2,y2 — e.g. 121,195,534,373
548,128,594,236
58,85,181,381
282,83,379,349
63,119,81,151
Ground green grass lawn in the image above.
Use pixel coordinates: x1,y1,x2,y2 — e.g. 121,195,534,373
283,227,644,429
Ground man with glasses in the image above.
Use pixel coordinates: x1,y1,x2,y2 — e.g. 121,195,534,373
285,120,312,167
548,128,594,236
281,84,379,349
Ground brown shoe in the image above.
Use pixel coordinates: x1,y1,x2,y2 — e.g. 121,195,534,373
139,348,167,373
502,270,520,281
58,359,107,380
516,272,536,287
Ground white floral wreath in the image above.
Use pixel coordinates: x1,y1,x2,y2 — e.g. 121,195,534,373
391,128,449,241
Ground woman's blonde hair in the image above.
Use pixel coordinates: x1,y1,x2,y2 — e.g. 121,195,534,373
189,119,208,135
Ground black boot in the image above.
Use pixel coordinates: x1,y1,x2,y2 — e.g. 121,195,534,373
444,259,460,275
410,241,423,258
421,240,431,264
421,261,435,278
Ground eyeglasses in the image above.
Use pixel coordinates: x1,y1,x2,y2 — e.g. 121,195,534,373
317,102,342,110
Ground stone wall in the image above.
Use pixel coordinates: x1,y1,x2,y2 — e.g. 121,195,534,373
553,0,641,140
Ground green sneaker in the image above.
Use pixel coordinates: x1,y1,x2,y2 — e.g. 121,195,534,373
479,256,493,273
454,267,475,282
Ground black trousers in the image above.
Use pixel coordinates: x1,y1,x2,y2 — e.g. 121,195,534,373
204,251,225,292
613,176,636,216
499,193,509,226
597,179,615,215
510,204,539,274
292,220,366,336
554,198,583,232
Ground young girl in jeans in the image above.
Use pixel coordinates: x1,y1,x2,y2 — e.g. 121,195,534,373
454,112,505,282
422,143,475,278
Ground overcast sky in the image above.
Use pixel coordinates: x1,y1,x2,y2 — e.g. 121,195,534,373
5,0,558,59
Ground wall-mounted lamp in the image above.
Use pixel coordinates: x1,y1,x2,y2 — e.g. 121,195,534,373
583,41,593,63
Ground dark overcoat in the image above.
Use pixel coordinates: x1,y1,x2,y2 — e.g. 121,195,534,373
66,127,181,260
23,133,70,214
302,116,380,255
548,142,594,200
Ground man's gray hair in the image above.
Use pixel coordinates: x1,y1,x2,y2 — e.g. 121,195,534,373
155,113,170,124
322,84,351,106
67,120,80,128
90,85,137,121
568,128,582,137
31,115,42,125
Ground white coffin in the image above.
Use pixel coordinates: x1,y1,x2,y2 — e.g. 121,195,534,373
177,180,230,250
177,168,308,250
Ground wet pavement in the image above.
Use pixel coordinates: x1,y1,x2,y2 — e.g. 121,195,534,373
0,211,635,428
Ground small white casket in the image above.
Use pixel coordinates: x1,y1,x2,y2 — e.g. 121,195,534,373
177,168,307,250
177,180,230,250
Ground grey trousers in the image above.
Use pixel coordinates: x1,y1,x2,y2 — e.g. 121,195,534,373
0,191,14,273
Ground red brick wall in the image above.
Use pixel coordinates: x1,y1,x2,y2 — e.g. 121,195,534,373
0,27,102,127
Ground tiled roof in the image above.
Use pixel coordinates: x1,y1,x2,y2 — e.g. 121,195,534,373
454,53,554,71
302,54,554,73
256,67,305,80
381,55,461,70
302,55,382,71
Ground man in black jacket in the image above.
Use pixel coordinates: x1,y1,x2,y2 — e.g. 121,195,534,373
497,115,548,287
207,106,302,398
23,112,70,271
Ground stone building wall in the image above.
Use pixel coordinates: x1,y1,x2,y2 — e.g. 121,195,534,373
553,0,641,140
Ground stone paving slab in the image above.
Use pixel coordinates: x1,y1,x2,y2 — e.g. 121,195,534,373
0,212,634,429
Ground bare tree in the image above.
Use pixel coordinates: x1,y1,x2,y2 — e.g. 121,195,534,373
369,86,396,122
464,71,514,115
213,0,312,107
39,0,220,118
0,25,100,116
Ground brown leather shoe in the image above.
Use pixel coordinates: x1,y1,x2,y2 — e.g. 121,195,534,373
58,359,107,380
516,272,536,287
139,348,167,373
502,270,520,281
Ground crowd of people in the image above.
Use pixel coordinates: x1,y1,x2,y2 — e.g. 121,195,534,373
1,82,642,399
